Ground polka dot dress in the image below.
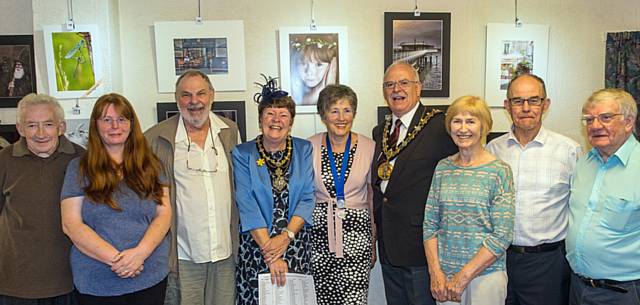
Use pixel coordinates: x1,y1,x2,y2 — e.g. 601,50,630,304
236,149,312,305
311,143,373,305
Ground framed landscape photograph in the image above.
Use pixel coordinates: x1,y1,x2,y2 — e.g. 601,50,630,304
43,25,106,99
384,12,451,98
484,23,549,106
0,35,36,107
278,26,348,113
156,101,246,142
154,21,246,93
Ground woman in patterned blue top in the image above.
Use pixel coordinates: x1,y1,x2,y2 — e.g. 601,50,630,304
423,96,514,305
61,93,171,305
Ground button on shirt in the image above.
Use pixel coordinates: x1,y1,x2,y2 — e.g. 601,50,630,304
381,102,419,193
174,113,232,263
486,127,581,246
566,135,640,281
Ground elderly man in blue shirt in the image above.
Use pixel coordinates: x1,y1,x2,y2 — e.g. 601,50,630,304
566,88,640,305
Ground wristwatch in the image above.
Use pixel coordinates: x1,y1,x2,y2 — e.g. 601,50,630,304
282,228,295,241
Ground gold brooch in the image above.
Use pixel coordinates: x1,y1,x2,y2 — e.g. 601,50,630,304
256,158,265,167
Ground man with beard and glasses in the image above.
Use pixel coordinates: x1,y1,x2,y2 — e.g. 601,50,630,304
145,70,240,305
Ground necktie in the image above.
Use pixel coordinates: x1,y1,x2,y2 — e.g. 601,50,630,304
377,119,403,165
388,119,403,149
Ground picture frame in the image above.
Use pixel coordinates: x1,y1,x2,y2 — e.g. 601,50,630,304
154,21,246,93
0,124,19,144
0,35,37,107
156,101,247,142
278,26,349,113
42,25,106,99
484,23,549,106
384,12,451,98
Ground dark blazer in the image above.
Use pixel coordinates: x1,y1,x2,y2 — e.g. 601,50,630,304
232,137,315,233
372,103,457,266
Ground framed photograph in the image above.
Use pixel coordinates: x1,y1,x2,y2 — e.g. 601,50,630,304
384,12,451,98
154,21,246,93
484,23,549,106
156,101,246,142
0,35,36,107
42,25,106,99
0,125,19,144
278,26,349,113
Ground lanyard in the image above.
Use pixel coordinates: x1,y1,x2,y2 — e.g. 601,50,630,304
326,133,351,209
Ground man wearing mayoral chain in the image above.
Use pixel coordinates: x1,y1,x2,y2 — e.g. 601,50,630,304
371,62,457,305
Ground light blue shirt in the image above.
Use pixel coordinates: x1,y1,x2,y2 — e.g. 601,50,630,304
566,135,640,281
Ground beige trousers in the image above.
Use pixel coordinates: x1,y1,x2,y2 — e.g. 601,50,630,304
437,271,507,305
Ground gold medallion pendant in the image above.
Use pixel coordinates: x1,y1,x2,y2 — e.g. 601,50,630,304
273,168,287,191
377,161,393,180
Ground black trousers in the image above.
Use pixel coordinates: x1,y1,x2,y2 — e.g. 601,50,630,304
76,277,167,305
0,292,76,305
381,263,435,305
505,245,570,305
569,272,640,305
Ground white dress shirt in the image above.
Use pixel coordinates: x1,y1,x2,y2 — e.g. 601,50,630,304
174,113,233,263
381,102,420,193
486,126,582,246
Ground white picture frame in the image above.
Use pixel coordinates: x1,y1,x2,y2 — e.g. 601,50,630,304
42,24,106,99
278,26,348,113
484,23,549,106
154,20,246,93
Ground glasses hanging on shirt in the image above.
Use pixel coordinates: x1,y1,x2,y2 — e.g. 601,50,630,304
185,120,218,173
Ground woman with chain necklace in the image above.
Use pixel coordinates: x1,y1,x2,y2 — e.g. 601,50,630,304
423,96,514,305
232,76,315,305
307,84,376,304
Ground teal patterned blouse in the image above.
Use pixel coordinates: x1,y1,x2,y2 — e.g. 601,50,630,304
423,157,515,277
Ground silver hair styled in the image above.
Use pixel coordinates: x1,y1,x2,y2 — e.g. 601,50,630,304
16,93,65,124
584,88,637,126
384,61,420,82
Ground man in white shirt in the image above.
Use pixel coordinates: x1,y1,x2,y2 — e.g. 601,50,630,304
146,69,240,305
486,74,581,305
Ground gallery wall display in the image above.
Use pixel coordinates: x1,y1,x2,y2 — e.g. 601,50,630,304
154,21,246,93
484,23,549,106
156,101,247,142
278,26,349,113
42,25,106,99
0,35,37,107
384,12,451,98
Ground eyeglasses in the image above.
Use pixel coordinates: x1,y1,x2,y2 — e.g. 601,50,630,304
581,113,623,126
382,79,419,90
184,120,218,173
99,116,130,125
508,96,546,107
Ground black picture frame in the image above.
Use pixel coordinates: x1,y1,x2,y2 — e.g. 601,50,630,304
0,35,37,107
384,12,451,98
376,106,506,143
156,101,247,142
0,124,19,144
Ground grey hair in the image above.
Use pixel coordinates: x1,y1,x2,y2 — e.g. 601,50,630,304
174,69,215,100
316,84,358,120
584,88,638,126
384,61,420,82
16,93,65,124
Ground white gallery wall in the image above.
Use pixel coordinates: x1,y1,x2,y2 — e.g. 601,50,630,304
6,0,637,147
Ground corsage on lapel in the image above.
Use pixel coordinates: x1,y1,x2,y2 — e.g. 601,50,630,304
256,158,265,167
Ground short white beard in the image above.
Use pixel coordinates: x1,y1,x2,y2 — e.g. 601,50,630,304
13,68,24,80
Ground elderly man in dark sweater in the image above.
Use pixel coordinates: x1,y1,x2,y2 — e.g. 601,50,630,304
0,93,84,305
